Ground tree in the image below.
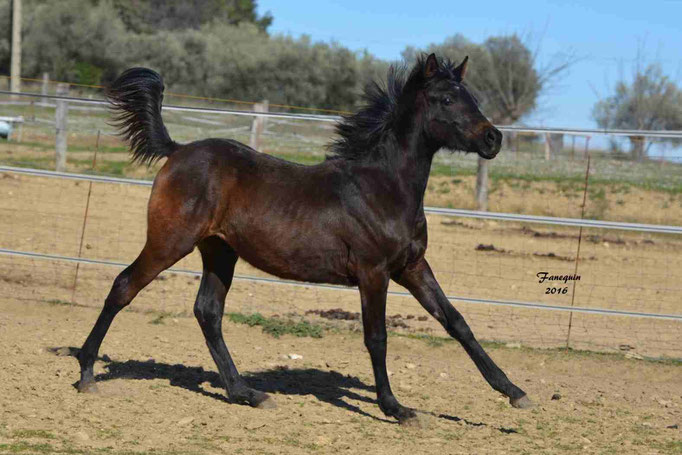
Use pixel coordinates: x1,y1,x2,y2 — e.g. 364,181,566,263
593,63,682,160
124,23,376,111
1,0,383,110
21,0,128,84
404,33,571,125
110,0,272,33
356,50,391,95
1,0,274,86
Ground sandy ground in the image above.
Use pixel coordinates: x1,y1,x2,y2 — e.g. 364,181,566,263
0,299,680,455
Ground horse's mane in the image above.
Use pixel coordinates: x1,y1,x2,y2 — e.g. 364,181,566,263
328,55,459,161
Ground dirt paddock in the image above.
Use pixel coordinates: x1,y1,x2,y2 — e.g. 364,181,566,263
0,299,681,455
0,170,681,453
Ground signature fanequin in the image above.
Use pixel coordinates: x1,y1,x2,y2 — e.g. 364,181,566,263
536,272,581,295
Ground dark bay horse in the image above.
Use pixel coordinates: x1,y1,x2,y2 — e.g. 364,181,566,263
77,53,533,426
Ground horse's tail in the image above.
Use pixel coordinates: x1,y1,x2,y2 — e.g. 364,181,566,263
106,67,177,165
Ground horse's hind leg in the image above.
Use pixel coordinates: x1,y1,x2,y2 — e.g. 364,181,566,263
76,238,194,392
358,266,418,425
194,236,275,408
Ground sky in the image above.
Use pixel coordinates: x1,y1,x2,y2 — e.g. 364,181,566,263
257,0,682,129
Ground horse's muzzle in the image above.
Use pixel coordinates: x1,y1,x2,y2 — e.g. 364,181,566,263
476,126,502,159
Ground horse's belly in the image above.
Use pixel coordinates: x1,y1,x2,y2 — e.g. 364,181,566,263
225,228,352,285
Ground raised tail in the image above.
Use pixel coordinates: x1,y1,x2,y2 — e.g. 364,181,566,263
107,67,176,165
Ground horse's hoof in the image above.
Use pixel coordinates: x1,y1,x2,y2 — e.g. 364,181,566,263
398,413,422,428
77,381,98,394
254,396,277,409
510,395,534,409
396,408,421,427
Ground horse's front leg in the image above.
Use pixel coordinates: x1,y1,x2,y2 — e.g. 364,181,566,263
394,258,533,408
358,267,420,426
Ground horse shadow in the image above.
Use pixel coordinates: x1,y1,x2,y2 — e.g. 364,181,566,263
99,358,390,422
49,346,516,432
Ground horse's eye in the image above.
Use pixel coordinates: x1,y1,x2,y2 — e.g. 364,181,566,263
443,96,453,105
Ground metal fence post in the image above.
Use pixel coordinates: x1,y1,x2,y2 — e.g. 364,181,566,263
566,154,591,349
70,130,100,303
55,83,69,171
475,157,488,211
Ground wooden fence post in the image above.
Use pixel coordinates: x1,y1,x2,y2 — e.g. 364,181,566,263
550,133,564,155
544,133,551,160
55,83,69,171
249,100,268,151
509,131,517,158
10,0,22,100
41,72,49,105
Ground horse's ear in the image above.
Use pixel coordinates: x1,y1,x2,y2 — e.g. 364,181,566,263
455,56,469,81
424,53,439,79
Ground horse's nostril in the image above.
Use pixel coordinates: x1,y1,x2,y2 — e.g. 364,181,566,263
485,130,496,146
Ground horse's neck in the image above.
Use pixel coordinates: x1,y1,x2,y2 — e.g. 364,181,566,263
353,133,435,224
346,121,437,219
394,131,436,213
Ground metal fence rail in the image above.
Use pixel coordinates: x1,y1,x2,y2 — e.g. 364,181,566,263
2,165,681,234
425,206,682,234
3,90,682,139
0,91,340,123
2,247,680,321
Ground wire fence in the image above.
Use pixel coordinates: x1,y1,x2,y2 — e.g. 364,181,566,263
3,88,682,176
4,88,682,136
0,74,354,115
1,89,681,359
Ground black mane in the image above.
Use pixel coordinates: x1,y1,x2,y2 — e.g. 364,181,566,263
328,55,460,161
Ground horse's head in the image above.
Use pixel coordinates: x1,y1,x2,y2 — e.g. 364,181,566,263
418,53,501,159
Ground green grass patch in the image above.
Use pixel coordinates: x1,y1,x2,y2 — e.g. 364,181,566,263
389,330,682,365
391,332,453,348
90,160,129,176
73,144,129,155
1,140,127,155
0,156,55,168
4,138,682,194
11,430,55,440
426,159,682,195
149,311,173,325
657,440,682,454
226,312,323,338
268,151,325,166
518,345,682,365
0,441,55,453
